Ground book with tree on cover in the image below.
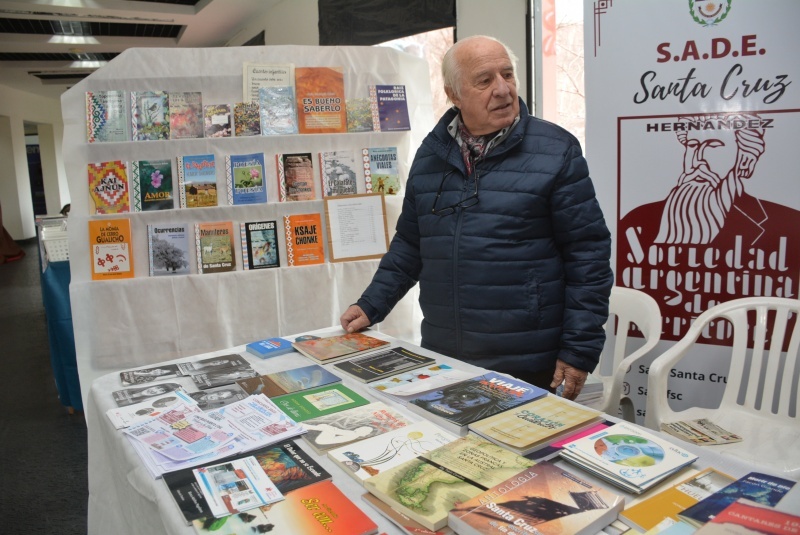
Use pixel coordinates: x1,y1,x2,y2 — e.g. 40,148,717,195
405,371,549,436
88,218,134,281
194,220,236,274
244,337,294,359
176,153,217,209
86,90,128,142
363,146,400,195
678,472,796,528
694,499,800,534
131,159,173,212
447,461,626,535
147,223,190,276
233,101,261,136
467,394,602,455
203,103,232,138
301,401,412,455
319,150,358,197
225,152,267,205
333,346,436,383
619,467,736,533
368,84,411,132
283,212,325,267
276,152,317,202
272,383,370,423
295,66,347,134
363,434,536,531
236,364,342,397
131,90,169,140
88,160,130,214
292,332,390,364
328,420,459,484
240,220,280,270
168,91,203,139
259,85,298,135
192,480,378,535
243,62,294,103
346,97,374,133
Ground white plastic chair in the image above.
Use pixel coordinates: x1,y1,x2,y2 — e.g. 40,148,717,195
645,297,800,476
581,287,662,421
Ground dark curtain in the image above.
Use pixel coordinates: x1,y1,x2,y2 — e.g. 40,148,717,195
318,0,455,46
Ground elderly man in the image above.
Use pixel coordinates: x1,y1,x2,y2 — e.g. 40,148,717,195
341,35,613,399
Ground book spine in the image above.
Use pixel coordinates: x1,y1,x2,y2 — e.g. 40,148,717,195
194,223,203,274
131,161,142,212
284,215,294,266
362,148,372,193
176,157,187,209
276,154,287,201
240,222,250,271
368,85,381,131
225,155,234,205
147,224,155,277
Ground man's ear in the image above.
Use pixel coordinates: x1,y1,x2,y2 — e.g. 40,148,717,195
445,86,460,109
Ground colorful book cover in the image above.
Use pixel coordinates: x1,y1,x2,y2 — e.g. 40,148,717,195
276,152,317,202
131,159,173,212
369,84,411,132
301,401,412,454
131,90,169,140
695,499,800,534
528,421,613,461
284,212,324,267
447,461,626,535
194,220,236,274
240,220,280,270
88,160,130,214
233,101,261,136
244,337,294,359
272,383,370,423
236,364,342,397
243,62,295,103
192,456,284,518
86,90,127,142
146,223,190,276
176,154,217,209
225,152,267,205
295,66,347,134
346,97,374,133
291,332,390,364
259,85,298,135
333,346,436,383
203,103,232,138
319,150,358,197
369,363,461,392
168,91,203,139
363,146,400,195
88,218,134,281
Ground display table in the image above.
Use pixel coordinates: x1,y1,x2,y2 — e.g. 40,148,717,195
85,329,789,535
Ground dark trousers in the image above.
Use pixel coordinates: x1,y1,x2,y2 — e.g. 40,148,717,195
511,366,557,394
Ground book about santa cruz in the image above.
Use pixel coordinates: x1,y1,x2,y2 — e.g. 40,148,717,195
195,221,236,274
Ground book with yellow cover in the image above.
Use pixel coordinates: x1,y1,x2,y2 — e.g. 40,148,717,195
88,160,130,214
295,66,347,134
88,218,134,281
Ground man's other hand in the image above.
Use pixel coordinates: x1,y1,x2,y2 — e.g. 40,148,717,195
551,359,588,401
340,305,370,333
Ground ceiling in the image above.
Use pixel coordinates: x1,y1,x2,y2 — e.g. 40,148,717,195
0,0,283,99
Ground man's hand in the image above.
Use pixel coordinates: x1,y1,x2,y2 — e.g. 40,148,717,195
550,359,588,401
340,305,370,333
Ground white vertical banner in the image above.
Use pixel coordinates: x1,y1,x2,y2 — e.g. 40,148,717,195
585,1,800,423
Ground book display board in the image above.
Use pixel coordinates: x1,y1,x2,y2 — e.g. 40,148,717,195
62,45,434,407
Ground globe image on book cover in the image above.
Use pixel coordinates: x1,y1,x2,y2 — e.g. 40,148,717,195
595,435,665,466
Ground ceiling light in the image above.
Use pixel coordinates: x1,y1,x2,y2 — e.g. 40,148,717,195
49,35,100,45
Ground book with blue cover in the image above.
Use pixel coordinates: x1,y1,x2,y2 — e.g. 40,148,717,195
246,337,294,359
225,152,267,205
236,364,342,398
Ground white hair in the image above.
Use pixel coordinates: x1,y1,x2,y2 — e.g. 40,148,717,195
441,35,519,102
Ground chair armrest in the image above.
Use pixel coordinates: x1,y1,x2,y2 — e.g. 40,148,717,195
644,342,691,430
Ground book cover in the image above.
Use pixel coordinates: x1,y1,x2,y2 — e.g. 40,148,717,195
236,364,342,397
192,480,378,535
233,101,261,136
295,66,347,134
86,90,127,142
131,158,173,212
301,401,412,455
660,418,743,446
273,383,370,423
369,84,411,132
319,150,358,197
406,371,549,436
528,421,613,461
292,332,390,364
106,389,195,429
193,456,284,518
362,493,454,535
620,467,736,533
176,153,217,209
240,220,280,270
695,499,800,534
168,91,203,139
328,420,459,484
119,363,181,385
259,85,298,135
203,103,232,138
369,363,467,393
276,152,316,202
679,472,796,528
177,354,250,375
467,395,601,455
243,62,295,103
88,160,130,214
131,90,169,140
245,337,294,359
111,382,183,407
187,384,249,410
363,434,536,531
88,218,134,281
195,220,236,274
225,152,267,205
191,366,259,390
363,146,400,195
447,461,626,535
284,212,325,267
333,346,436,383
147,223,190,276
346,97,374,133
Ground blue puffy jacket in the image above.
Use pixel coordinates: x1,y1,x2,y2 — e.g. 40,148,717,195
357,99,613,374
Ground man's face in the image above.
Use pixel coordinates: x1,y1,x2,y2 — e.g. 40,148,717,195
447,38,519,136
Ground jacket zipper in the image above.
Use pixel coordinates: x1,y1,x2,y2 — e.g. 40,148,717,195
451,167,478,358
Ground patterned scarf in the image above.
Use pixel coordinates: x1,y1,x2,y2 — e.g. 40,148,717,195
457,123,489,175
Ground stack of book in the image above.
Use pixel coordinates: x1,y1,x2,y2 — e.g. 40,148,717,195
292,331,390,364
236,363,342,397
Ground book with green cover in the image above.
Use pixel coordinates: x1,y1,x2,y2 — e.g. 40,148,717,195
273,383,370,422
